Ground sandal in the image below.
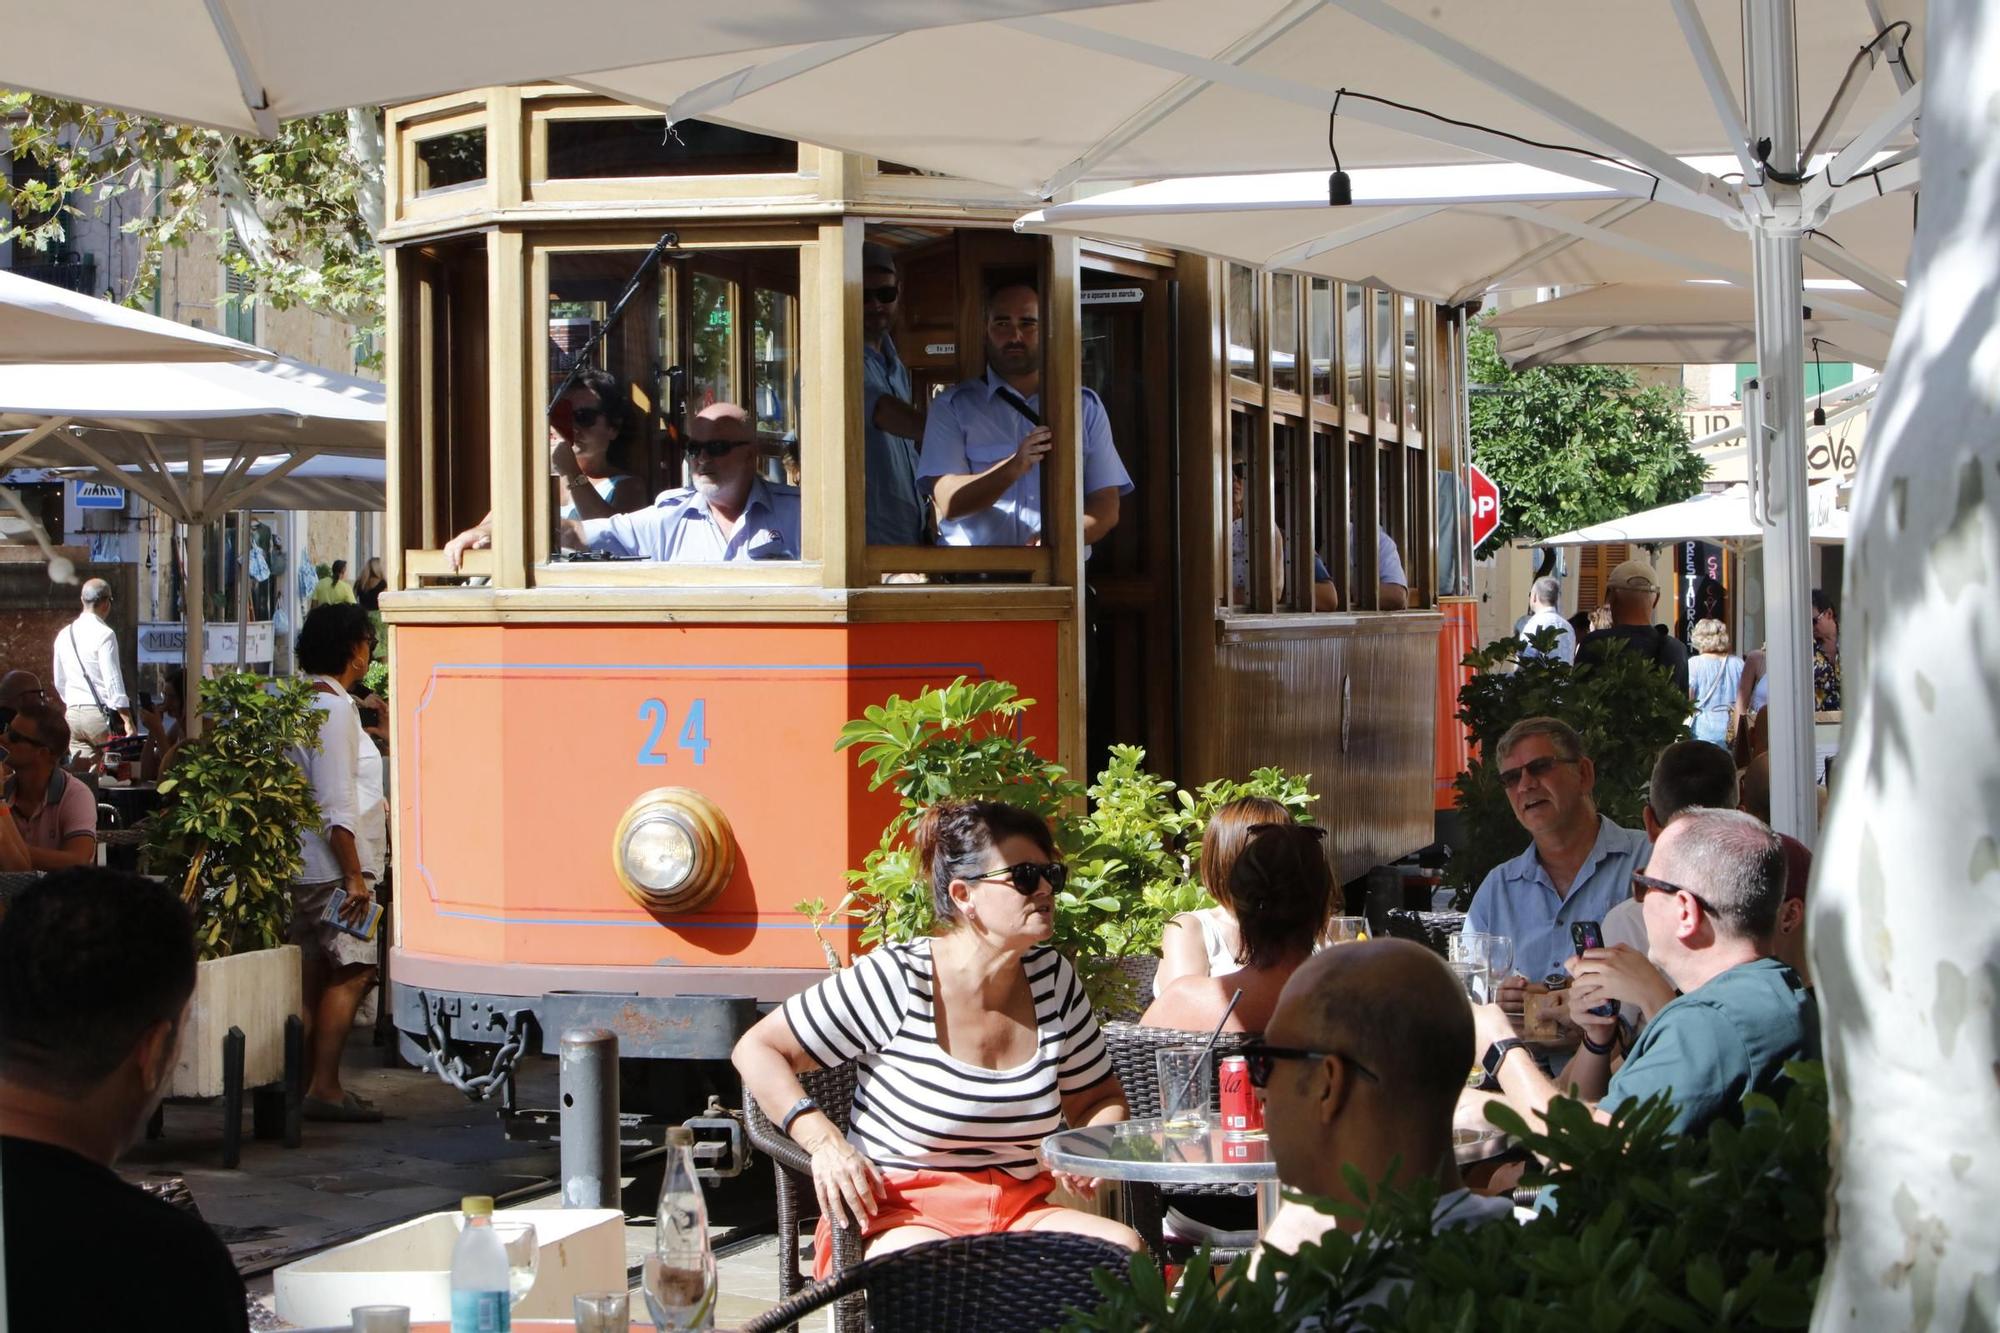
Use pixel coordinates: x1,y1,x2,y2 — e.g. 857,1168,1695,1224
303,1093,384,1123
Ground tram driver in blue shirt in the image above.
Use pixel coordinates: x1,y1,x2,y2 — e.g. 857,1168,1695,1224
917,283,1133,549
563,403,802,562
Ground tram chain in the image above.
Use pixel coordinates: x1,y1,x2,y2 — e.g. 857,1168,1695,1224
418,997,534,1101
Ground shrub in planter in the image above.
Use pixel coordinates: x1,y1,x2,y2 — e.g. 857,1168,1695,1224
1447,628,1691,907
146,671,325,959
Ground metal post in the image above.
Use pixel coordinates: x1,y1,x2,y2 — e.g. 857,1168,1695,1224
1742,0,1818,845
183,440,206,738
559,1028,621,1210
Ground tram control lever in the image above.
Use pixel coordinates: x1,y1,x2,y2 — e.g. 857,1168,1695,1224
547,230,683,414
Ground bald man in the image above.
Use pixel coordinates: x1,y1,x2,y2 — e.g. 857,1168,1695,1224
563,403,801,562
1254,940,1513,1265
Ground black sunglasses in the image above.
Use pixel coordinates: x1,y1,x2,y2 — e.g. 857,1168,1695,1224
962,860,1068,896
1239,1040,1380,1089
863,285,899,305
685,438,753,460
3,728,38,749
570,405,607,429
1631,871,1718,917
1497,754,1580,790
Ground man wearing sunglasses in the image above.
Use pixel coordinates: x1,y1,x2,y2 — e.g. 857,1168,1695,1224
1255,940,1514,1269
860,241,928,547
564,402,801,563
0,703,98,872
1463,717,1651,998
1472,808,1817,1138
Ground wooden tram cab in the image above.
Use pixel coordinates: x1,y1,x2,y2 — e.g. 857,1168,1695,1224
376,86,1477,1091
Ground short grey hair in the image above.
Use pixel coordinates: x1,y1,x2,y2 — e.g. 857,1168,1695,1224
1663,807,1786,940
1495,715,1586,766
1691,618,1731,654
1529,576,1561,609
80,578,112,606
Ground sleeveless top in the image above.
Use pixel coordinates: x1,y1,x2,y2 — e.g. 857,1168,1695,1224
1155,906,1244,998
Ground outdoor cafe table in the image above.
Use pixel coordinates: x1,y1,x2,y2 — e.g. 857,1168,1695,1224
1043,1118,1518,1232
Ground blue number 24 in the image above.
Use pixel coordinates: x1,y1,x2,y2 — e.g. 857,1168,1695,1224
636,698,711,766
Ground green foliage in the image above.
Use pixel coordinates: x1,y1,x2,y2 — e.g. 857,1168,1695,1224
1063,1064,1832,1332
1447,628,1690,904
360,659,389,697
825,678,1314,1007
1468,323,1705,552
0,92,383,365
146,673,325,960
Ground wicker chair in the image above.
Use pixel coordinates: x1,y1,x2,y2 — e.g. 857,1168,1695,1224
1099,1021,1259,1263
1383,907,1469,958
738,1231,1131,1333
1095,955,1162,1022
743,1062,868,1333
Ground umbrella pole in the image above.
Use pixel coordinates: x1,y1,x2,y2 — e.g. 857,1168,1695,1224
1743,0,1818,847
235,509,251,670
185,441,206,739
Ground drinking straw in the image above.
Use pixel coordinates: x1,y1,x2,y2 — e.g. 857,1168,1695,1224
1168,988,1243,1119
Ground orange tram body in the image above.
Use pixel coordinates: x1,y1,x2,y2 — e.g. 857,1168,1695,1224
376,86,1479,1119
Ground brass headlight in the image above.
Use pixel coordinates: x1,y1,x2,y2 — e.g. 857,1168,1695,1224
611,787,736,914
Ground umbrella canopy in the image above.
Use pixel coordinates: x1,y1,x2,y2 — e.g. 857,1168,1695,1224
1487,282,1899,369
0,270,271,365
1539,482,1849,546
0,0,1150,136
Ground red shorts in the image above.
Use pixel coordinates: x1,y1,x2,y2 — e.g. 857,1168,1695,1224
812,1168,1061,1280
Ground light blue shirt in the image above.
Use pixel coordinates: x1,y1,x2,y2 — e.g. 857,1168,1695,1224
1516,608,1577,664
1464,815,1651,982
916,367,1133,548
577,477,802,563
863,337,926,546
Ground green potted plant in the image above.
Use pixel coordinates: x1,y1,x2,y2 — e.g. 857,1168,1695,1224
146,670,325,1097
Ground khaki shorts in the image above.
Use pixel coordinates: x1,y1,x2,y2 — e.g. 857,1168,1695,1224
289,878,379,969
65,705,112,759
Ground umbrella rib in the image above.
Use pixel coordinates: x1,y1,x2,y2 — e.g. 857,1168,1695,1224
60,430,186,521
202,0,279,138
1469,199,1743,283
0,416,75,468
1263,206,1445,270
208,449,319,514
1666,0,1761,180
1818,82,1924,196
652,34,891,126
1800,236,1905,308
1862,0,1919,93
1452,198,1650,301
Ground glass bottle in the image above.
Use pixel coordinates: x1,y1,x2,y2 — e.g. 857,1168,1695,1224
643,1126,716,1331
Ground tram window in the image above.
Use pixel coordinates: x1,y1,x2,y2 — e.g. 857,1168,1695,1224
1228,410,1255,609
1273,421,1312,612
1271,276,1300,397
690,271,739,411
1402,295,1421,436
1374,290,1396,423
545,117,797,178
1312,427,1348,609
1344,285,1367,409
415,129,486,193
754,288,800,443
1227,265,1258,381
1309,279,1335,403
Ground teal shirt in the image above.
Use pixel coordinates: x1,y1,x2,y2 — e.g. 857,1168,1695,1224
1603,957,1819,1135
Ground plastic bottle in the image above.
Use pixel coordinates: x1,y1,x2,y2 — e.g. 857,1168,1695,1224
643,1126,716,1331
450,1195,511,1333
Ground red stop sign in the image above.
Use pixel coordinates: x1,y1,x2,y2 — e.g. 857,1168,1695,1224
1468,463,1502,549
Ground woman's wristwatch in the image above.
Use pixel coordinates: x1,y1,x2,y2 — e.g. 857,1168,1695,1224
780,1095,820,1136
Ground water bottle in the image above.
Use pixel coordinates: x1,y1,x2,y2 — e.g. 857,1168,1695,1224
450,1195,511,1333
644,1126,716,1331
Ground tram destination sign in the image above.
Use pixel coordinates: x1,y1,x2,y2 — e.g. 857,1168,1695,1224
1080,288,1145,305
138,621,275,665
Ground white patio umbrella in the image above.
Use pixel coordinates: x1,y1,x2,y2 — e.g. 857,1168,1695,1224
1486,282,1898,369
0,356,383,728
0,269,271,364
1538,482,1850,547
0,0,1150,136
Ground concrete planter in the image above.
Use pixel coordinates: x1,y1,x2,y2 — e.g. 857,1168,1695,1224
166,943,301,1098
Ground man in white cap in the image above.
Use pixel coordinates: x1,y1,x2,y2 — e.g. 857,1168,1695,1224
1575,559,1689,691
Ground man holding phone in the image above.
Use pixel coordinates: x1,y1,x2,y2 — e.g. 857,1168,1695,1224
1472,809,1818,1137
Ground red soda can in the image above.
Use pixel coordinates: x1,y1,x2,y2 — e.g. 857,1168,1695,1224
1218,1055,1262,1134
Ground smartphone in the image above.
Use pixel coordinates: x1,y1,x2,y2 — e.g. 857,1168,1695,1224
1570,921,1619,1018
323,887,383,942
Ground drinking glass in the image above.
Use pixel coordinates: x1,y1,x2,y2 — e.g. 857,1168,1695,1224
491,1219,539,1307
349,1308,410,1333
1450,933,1512,1000
1155,1046,1211,1133
1446,958,1491,1005
573,1290,630,1333
1324,916,1370,945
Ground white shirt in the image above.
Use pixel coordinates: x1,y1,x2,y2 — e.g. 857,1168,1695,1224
52,610,129,711
289,676,377,884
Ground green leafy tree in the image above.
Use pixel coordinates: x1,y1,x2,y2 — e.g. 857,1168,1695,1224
1447,627,1691,903
146,672,326,959
0,92,384,364
1469,323,1705,551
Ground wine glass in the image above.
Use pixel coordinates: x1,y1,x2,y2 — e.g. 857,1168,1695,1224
490,1219,539,1308
1449,933,1510,1002
1324,915,1370,945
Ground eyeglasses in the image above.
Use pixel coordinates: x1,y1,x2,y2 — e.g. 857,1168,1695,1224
685,438,753,460
1631,871,1717,916
863,285,899,305
1239,1040,1380,1089
3,728,40,750
1497,755,1580,790
570,405,607,429
961,861,1069,896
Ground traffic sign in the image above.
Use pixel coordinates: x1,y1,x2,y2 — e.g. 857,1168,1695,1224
1468,463,1502,549
73,481,126,511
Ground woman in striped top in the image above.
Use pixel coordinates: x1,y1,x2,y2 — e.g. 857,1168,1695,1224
733,800,1141,1272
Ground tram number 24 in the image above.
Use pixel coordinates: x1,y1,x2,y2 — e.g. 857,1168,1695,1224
636,698,711,767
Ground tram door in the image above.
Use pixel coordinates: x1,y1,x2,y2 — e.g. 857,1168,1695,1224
1081,267,1178,779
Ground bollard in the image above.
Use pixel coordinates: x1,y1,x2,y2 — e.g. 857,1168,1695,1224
559,1028,621,1209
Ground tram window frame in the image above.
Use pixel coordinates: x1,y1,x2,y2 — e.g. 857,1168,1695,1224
393,234,493,582
522,95,824,207
1220,268,1433,618
527,232,822,588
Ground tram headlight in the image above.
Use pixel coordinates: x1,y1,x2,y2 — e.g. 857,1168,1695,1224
611,787,736,914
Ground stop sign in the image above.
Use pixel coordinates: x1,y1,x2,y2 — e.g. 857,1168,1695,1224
1468,463,1502,549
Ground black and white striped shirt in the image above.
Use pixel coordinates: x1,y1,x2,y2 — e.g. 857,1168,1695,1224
782,939,1114,1178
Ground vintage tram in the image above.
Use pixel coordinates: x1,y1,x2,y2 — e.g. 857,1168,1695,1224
375,85,1478,1121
